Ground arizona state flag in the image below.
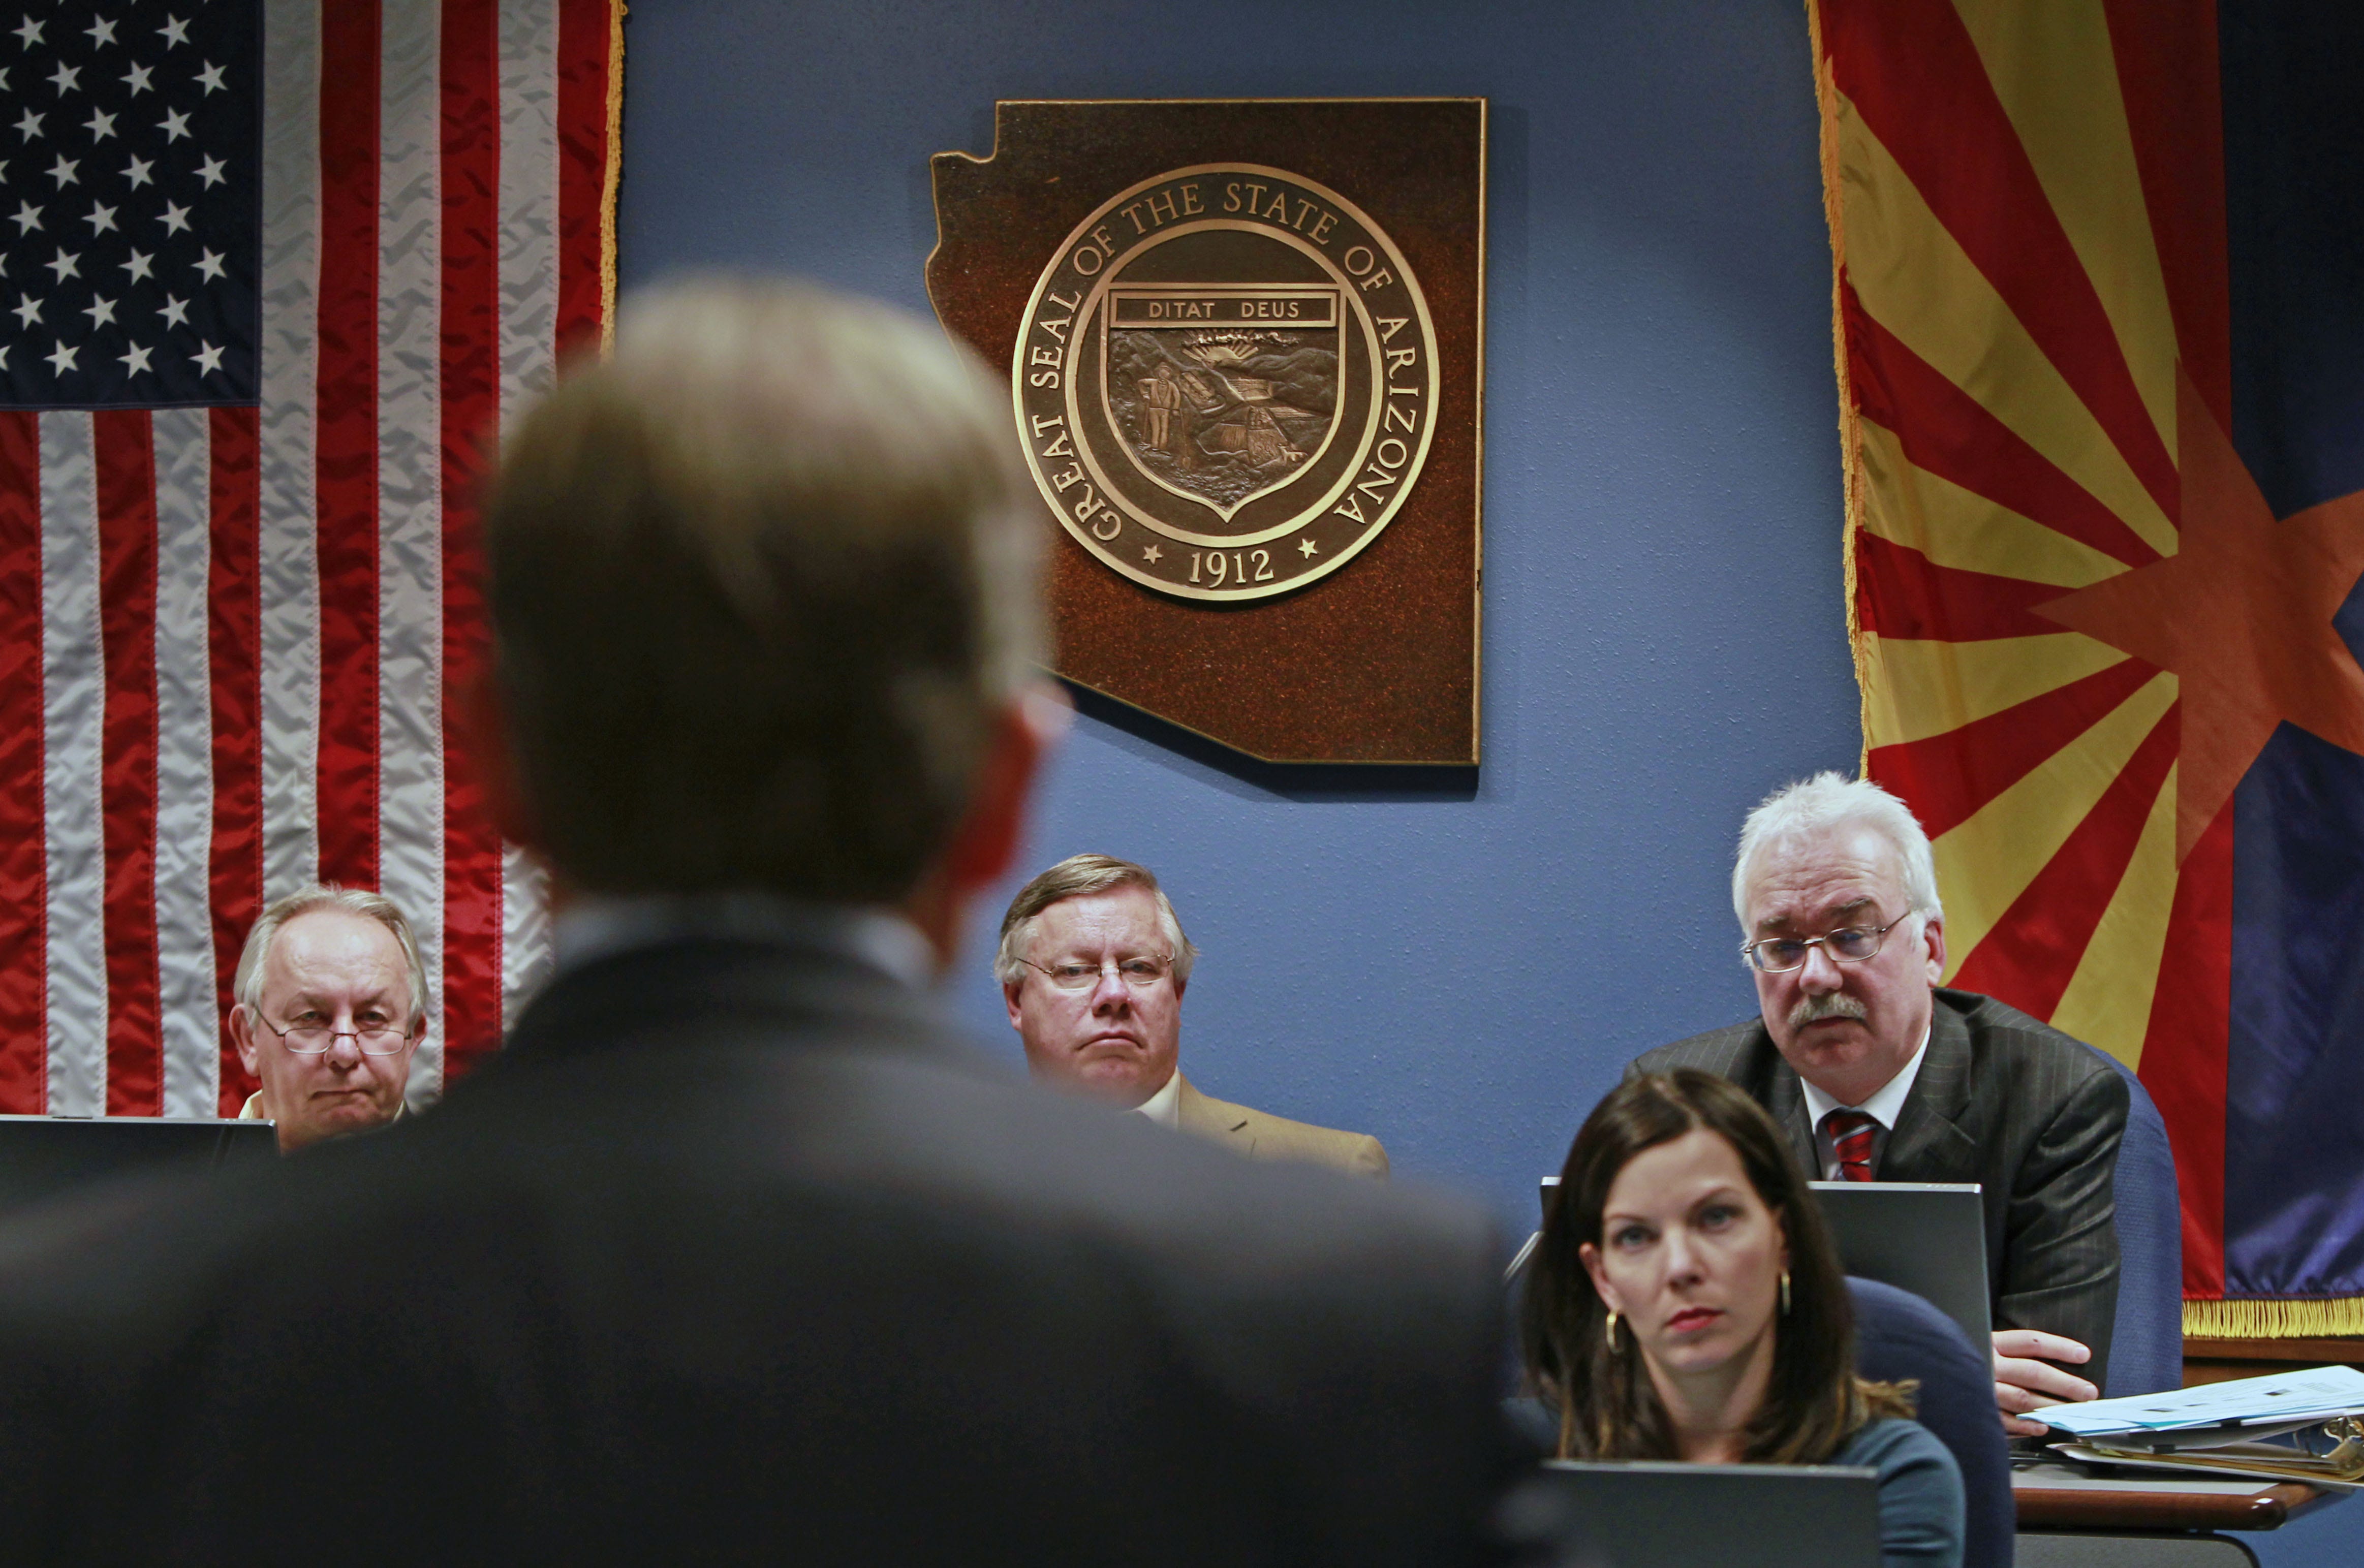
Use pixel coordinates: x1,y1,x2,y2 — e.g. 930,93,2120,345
1812,0,2364,1334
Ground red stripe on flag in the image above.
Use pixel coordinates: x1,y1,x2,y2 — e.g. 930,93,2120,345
1845,285,2162,571
2142,801,2235,1297
441,0,504,1077
0,414,42,1114
1866,654,2159,840
1854,531,2078,642
209,407,263,1115
555,0,613,358
315,0,384,890
1821,0,2182,530
1947,701,2180,1018
94,413,162,1116
2103,0,2231,435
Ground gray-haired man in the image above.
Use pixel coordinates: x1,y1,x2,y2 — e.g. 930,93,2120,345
228,885,426,1152
1633,771,2129,1434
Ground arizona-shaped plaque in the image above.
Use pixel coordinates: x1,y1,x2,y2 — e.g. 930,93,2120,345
930,100,1483,764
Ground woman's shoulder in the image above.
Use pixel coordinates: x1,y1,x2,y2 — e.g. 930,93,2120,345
1835,1416,1958,1477
1841,1419,1965,1568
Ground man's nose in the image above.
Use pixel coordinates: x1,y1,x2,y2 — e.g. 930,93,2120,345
1796,940,1847,993
324,1018,365,1065
1088,964,1131,1012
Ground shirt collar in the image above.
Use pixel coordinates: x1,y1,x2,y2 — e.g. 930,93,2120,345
1798,1020,1932,1132
550,892,937,993
1131,1069,1182,1129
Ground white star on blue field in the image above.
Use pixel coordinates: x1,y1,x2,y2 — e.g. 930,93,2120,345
0,0,257,409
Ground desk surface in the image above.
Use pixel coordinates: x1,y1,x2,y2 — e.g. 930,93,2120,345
2012,1465,2341,1531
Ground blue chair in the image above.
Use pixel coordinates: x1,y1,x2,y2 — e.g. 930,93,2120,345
1851,1275,2013,1568
2091,1049,2184,1398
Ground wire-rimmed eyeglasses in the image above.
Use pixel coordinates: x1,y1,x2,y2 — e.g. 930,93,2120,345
1740,917,1911,974
1018,955,1175,992
253,1013,416,1056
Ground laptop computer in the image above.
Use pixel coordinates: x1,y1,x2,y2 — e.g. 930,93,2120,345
1809,1180,1990,1347
0,1114,277,1219
1518,1459,1882,1568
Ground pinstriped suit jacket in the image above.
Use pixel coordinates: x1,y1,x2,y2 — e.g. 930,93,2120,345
1633,987,2129,1388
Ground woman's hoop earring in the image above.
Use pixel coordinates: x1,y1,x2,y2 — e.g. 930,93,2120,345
1604,1309,1621,1350
1780,1269,1792,1315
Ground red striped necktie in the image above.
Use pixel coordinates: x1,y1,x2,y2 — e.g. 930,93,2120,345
1822,1109,1881,1182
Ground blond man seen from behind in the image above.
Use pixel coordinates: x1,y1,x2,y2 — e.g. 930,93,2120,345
228,885,427,1152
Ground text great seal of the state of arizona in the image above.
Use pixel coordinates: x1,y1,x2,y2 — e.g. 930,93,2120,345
1013,163,1440,603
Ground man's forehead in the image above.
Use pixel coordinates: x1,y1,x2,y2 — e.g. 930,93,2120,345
267,910,407,978
1036,886,1160,936
1745,829,1906,928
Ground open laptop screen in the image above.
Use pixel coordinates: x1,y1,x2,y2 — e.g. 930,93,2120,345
1524,1459,1881,1568
0,1115,277,1220
1809,1180,1990,1347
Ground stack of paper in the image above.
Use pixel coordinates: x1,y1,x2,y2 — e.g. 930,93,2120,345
2040,1365,2364,1441
2041,1366,2364,1489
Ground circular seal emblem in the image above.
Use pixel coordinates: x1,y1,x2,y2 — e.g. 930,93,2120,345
1012,163,1440,602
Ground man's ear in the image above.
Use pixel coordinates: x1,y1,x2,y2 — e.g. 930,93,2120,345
939,681,1069,896
229,1005,262,1079
462,668,540,851
1003,981,1027,1033
1920,911,1947,983
903,682,1069,973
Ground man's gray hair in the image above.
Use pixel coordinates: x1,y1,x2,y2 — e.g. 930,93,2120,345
484,275,1046,903
1731,772,1943,928
232,885,429,1029
994,854,1199,987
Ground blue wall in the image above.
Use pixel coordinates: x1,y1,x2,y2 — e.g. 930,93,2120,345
615,0,1859,1228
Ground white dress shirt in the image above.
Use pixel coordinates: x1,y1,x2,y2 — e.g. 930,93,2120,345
1799,1024,1931,1180
1130,1070,1181,1129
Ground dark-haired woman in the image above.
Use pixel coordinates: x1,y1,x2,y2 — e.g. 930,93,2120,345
1524,1068,1964,1568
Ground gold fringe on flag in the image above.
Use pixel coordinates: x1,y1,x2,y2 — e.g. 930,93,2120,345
599,0,627,355
1801,0,1875,776
2185,1297,2364,1338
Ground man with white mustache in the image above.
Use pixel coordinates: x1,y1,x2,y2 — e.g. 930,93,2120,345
1632,772,2129,1436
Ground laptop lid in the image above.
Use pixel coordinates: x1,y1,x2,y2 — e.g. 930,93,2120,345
1809,1180,1990,1347
1523,1459,1882,1568
0,1115,277,1219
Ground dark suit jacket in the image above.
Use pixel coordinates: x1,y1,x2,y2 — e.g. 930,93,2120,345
1633,987,2128,1387
0,936,1513,1564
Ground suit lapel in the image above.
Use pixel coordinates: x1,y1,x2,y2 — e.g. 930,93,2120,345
1880,1000,1979,1181
1762,1053,1818,1177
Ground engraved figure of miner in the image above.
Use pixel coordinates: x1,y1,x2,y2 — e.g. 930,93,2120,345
1138,361,1186,454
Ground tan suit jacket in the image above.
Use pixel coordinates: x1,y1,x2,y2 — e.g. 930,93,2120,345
1173,1074,1388,1179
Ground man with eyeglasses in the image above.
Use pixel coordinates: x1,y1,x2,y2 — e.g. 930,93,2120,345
1632,772,2128,1435
228,885,426,1152
999,853,1388,1177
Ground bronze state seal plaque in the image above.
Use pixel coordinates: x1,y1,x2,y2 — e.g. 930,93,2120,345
1015,166,1439,602
931,100,1483,764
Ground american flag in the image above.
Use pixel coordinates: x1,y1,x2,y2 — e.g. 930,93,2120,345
0,0,621,1118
